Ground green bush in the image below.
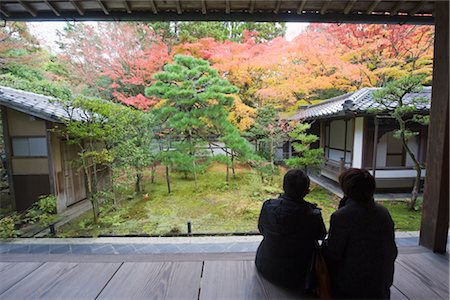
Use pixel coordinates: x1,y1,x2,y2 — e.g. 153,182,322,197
0,214,20,239
0,74,73,100
24,195,58,226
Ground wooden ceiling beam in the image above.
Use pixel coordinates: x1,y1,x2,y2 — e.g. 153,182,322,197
409,1,426,16
320,0,332,15
367,0,381,14
97,0,109,15
44,0,60,16
391,0,405,15
0,3,10,18
201,0,207,14
149,0,157,14
18,0,37,17
175,0,182,14
70,0,84,16
274,0,282,14
123,1,132,13
297,0,307,14
249,0,256,14
225,0,230,14
344,0,357,14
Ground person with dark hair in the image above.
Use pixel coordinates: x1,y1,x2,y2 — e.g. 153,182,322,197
324,168,398,299
255,169,327,292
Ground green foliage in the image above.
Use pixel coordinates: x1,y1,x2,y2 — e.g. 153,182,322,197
0,214,20,239
0,73,73,100
23,195,57,226
148,21,286,44
372,75,429,209
147,55,251,187
248,106,290,175
285,122,324,169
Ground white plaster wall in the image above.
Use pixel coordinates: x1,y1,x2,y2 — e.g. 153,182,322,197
368,169,426,178
329,120,346,149
376,132,419,168
352,117,364,168
405,136,419,167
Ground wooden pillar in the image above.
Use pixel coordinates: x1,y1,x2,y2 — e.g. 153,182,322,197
1,106,16,210
372,116,379,178
419,1,449,253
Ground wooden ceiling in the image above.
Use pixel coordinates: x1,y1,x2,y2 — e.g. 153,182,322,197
0,1,435,24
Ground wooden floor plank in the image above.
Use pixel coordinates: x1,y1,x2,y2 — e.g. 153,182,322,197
397,254,449,299
393,262,443,299
0,262,120,299
97,261,202,299
200,260,268,299
0,262,43,295
0,252,256,263
391,285,408,300
258,275,309,300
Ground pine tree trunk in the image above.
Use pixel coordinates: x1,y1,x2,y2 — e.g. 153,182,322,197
151,165,156,184
135,171,142,193
193,159,198,191
166,165,171,194
231,152,236,178
399,126,422,210
409,167,421,210
226,151,230,183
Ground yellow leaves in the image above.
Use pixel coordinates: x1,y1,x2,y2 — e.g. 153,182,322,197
154,99,168,109
228,95,256,131
207,99,219,105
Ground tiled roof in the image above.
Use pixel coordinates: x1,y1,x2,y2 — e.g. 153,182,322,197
0,86,84,123
291,86,432,121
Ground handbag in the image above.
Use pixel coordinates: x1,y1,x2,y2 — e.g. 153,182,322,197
314,242,333,299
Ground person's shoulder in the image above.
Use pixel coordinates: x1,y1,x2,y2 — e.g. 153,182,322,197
330,203,353,219
304,200,323,216
263,197,282,207
374,203,394,217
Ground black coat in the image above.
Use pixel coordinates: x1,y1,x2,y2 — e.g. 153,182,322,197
255,195,327,290
324,198,398,299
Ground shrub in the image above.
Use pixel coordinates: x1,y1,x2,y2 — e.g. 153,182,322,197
0,214,20,239
24,195,58,226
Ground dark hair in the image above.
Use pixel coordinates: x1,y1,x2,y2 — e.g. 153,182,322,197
339,168,375,201
283,169,310,198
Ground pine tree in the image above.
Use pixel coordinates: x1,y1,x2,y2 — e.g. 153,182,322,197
372,75,429,210
146,55,251,189
285,123,324,171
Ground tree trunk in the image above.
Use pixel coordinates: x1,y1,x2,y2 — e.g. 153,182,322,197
166,165,171,194
81,154,98,223
231,151,236,178
135,171,142,193
399,127,422,210
110,166,117,207
151,165,156,184
192,159,198,191
225,151,230,183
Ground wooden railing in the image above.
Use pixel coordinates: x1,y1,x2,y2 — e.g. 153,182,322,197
323,157,348,176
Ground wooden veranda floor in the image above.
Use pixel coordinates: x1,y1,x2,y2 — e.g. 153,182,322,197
0,246,448,299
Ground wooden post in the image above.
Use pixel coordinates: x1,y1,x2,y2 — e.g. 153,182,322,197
343,119,348,166
1,106,15,210
187,221,192,236
419,1,449,253
339,157,345,174
372,116,379,178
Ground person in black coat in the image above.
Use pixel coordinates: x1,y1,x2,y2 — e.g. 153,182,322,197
324,168,398,299
255,169,327,291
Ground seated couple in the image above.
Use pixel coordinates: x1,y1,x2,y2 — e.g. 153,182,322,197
255,168,398,299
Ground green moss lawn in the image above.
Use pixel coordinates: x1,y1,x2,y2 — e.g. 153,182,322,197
57,164,422,237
